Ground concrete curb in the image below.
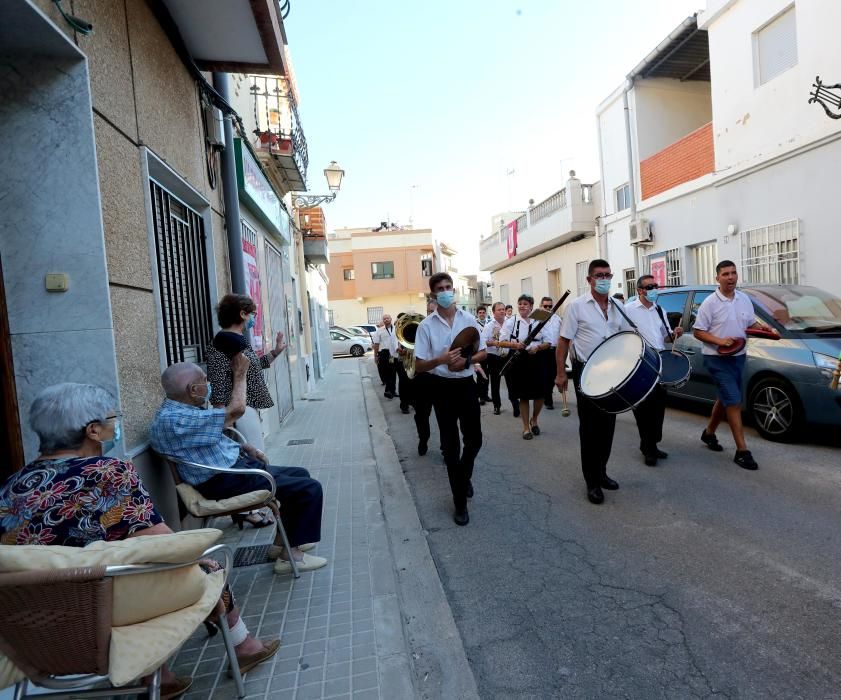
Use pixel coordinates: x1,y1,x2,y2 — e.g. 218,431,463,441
360,360,480,700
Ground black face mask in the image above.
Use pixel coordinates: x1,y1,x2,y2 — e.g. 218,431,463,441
213,330,249,359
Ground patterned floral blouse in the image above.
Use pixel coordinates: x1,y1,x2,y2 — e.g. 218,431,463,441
206,339,274,410
0,456,163,547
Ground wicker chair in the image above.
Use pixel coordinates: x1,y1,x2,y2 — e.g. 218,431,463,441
0,543,246,699
158,428,300,578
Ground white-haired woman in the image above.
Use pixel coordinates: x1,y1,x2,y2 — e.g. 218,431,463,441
0,383,279,698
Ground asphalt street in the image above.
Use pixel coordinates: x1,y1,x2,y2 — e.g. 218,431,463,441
376,368,841,699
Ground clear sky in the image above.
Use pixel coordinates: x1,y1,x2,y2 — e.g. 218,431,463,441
286,0,702,272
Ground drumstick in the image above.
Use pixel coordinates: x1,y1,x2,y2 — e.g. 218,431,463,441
670,316,683,356
561,388,571,417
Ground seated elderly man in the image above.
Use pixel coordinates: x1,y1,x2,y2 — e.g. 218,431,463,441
150,354,326,573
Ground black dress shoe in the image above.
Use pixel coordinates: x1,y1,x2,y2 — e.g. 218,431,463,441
654,448,668,459
512,405,520,418
545,402,555,410
600,476,619,490
587,487,604,504
493,406,501,415
384,391,394,399
644,454,658,467
466,480,474,498
701,429,723,452
454,507,470,526
418,441,428,456
401,406,410,414
479,398,486,406
734,450,758,470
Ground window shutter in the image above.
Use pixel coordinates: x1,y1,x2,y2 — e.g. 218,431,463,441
756,7,798,85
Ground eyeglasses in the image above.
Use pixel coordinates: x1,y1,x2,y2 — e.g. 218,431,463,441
84,411,122,429
641,284,659,291
591,273,613,280
542,304,552,309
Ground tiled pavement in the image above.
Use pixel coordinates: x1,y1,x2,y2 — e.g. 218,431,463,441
171,359,415,700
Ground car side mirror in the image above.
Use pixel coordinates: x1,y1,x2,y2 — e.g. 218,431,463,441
746,327,780,340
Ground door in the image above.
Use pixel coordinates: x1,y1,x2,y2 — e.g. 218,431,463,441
0,257,24,478
675,290,718,402
265,243,294,422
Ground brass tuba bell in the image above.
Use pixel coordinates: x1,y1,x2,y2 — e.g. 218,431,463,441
395,312,425,379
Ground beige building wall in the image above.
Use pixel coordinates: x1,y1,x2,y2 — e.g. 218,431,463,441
331,294,429,328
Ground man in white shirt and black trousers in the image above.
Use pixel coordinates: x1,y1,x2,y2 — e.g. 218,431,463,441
372,315,399,399
414,272,487,526
538,296,562,409
555,259,632,505
624,274,684,466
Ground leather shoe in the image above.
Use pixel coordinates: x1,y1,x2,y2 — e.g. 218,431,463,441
734,450,758,470
418,440,428,456
466,480,474,498
493,406,501,415
654,448,668,459
454,507,469,526
232,639,281,676
587,487,604,504
644,454,658,467
161,676,192,699
401,406,410,414
640,447,668,459
384,391,394,399
512,405,520,418
701,429,723,451
545,402,555,410
600,476,619,490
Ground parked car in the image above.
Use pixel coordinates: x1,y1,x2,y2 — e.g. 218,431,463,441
330,325,368,338
352,324,379,336
653,284,841,441
330,329,372,357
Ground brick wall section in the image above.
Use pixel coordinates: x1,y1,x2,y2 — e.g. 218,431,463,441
640,122,714,201
299,206,325,236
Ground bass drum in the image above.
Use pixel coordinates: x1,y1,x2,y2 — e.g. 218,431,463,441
579,332,661,413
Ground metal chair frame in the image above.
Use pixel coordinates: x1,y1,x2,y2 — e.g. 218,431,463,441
4,544,246,699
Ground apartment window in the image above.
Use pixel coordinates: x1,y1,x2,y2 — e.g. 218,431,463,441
576,261,590,296
328,309,334,325
741,220,800,284
498,283,510,304
623,268,636,296
665,248,683,286
371,261,394,279
150,181,213,366
343,268,355,281
421,255,433,277
367,306,384,323
692,241,718,284
754,6,798,86
615,183,631,213
521,277,533,296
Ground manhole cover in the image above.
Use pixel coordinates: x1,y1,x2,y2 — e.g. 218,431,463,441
287,438,315,446
233,544,274,568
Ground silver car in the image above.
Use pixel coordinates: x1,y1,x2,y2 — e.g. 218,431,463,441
330,329,371,357
655,284,841,442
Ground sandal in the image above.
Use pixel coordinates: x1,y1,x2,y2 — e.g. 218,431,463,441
522,431,533,440
530,422,541,436
232,511,274,530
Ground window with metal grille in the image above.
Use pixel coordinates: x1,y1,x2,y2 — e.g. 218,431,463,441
421,254,433,277
371,261,394,279
665,248,683,285
367,306,384,323
328,309,334,325
692,241,718,284
740,220,800,284
754,6,797,86
150,180,213,366
576,261,590,296
623,267,636,296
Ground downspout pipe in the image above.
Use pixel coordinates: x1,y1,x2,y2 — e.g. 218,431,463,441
622,77,641,273
213,72,247,296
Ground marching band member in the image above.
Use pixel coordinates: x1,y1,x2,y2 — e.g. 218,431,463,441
624,275,684,466
372,315,399,399
538,296,562,409
500,294,552,440
413,297,438,455
414,273,487,526
481,302,509,415
555,259,632,505
475,305,491,404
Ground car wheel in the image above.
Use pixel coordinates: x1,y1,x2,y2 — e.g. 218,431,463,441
748,377,801,442
350,345,364,357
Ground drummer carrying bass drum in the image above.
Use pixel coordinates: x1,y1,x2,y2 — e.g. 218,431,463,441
624,275,684,467
555,259,632,505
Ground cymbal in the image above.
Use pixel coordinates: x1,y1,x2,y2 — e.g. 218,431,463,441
450,326,480,356
529,309,552,322
717,337,746,356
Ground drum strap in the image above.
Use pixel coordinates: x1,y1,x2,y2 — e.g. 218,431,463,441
608,297,639,331
654,305,675,343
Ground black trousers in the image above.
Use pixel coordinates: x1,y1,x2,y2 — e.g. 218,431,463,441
485,354,505,409
200,456,322,547
378,350,396,394
413,373,433,443
571,361,616,489
476,362,490,401
430,375,482,510
633,384,667,454
395,361,410,410
543,348,558,405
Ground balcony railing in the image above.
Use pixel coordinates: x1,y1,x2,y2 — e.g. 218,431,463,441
249,75,309,186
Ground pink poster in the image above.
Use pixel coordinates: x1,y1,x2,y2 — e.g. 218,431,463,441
649,257,667,288
242,238,265,354
506,220,518,259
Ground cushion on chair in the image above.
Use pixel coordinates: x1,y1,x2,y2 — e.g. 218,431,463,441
175,482,271,516
0,529,222,626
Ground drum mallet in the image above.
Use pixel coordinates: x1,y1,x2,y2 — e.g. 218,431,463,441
561,388,571,417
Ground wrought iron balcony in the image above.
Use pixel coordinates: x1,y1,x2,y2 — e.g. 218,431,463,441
249,75,309,192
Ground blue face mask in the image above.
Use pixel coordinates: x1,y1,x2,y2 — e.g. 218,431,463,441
646,289,659,303
436,290,455,309
245,314,256,330
594,279,611,295
100,419,121,454
192,382,212,408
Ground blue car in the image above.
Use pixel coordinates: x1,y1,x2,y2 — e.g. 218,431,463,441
653,284,841,442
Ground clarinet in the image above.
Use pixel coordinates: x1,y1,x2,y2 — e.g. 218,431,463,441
500,290,571,376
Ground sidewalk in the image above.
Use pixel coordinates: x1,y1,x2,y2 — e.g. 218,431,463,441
169,358,475,699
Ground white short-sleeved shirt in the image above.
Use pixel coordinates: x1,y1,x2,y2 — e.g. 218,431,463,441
693,289,755,355
414,309,487,378
481,317,508,357
540,314,562,348
559,293,633,362
372,325,398,357
500,314,549,352
624,299,670,351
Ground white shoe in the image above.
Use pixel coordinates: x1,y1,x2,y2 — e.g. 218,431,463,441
299,543,317,552
274,553,327,574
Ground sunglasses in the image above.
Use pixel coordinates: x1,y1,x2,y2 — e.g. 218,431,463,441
641,284,659,291
542,304,552,309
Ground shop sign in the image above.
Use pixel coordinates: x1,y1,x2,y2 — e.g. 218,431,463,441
234,139,290,245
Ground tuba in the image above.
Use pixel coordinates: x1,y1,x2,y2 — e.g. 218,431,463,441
395,312,425,379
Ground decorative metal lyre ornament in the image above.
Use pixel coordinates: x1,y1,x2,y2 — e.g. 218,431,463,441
808,76,841,119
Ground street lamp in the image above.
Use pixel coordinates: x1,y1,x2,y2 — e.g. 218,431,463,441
293,161,345,208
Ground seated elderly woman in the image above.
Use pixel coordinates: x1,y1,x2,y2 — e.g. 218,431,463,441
149,356,327,574
0,383,279,699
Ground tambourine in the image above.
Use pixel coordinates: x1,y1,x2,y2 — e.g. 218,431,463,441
450,327,480,357
717,337,746,356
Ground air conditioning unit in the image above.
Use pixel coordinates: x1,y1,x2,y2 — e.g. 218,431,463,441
629,217,653,245
203,105,226,149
